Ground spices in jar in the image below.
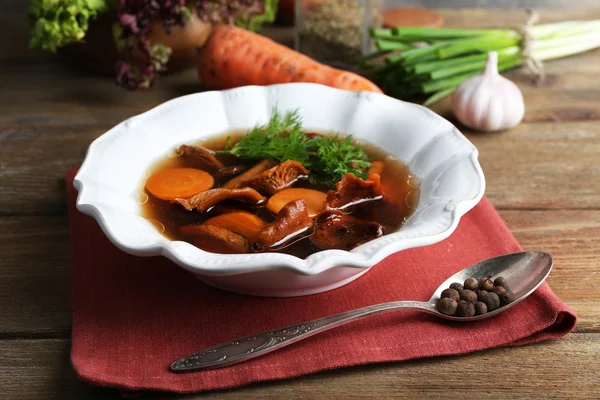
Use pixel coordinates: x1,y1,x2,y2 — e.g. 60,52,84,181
296,0,382,66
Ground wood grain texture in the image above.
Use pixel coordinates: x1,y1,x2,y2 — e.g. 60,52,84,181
1,211,598,335
500,210,600,332
465,122,600,209
0,216,72,335
4,9,600,127
2,120,598,214
0,334,598,400
2,9,600,214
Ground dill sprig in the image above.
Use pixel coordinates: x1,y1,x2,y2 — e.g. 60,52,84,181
309,135,371,186
215,109,372,186
218,109,312,166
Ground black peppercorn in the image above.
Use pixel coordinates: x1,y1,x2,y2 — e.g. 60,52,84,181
441,288,460,302
493,286,506,295
457,300,475,317
498,290,514,306
478,290,489,302
479,277,494,291
464,277,479,291
449,282,464,293
482,292,500,311
494,277,508,287
475,301,488,315
460,289,478,305
438,298,458,315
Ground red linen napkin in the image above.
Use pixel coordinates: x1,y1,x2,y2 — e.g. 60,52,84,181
66,168,576,394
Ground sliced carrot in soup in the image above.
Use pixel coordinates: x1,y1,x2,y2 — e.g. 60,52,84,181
266,188,327,217
146,168,214,200
203,211,267,244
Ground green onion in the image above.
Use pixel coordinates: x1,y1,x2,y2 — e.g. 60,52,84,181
436,37,520,59
360,19,600,106
423,86,459,107
375,40,412,51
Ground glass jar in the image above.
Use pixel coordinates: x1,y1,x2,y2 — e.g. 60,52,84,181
295,0,383,68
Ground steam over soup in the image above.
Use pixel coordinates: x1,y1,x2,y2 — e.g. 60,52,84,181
142,110,420,259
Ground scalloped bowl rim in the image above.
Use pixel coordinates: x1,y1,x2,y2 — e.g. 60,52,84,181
74,83,485,277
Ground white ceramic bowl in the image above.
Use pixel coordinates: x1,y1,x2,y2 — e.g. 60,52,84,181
74,83,485,297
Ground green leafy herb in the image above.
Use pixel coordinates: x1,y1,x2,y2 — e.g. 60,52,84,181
234,0,278,33
27,0,277,90
216,110,372,186
28,0,109,52
218,109,312,166
309,135,371,186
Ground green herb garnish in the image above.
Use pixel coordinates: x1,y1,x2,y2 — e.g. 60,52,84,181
309,135,371,185
215,110,372,186
219,109,312,166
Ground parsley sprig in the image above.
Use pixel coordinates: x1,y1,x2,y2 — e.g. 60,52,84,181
215,110,372,186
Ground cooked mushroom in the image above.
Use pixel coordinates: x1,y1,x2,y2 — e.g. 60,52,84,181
181,224,249,254
325,173,383,211
223,159,277,189
173,187,266,212
203,211,266,245
243,160,309,196
255,199,314,251
178,145,224,172
214,165,249,181
310,210,383,251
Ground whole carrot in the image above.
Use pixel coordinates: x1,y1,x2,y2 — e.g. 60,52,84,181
198,25,382,93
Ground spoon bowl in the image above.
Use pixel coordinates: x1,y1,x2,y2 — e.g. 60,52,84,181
171,251,553,371
428,250,553,321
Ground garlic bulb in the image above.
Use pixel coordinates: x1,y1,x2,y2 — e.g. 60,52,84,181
451,51,525,132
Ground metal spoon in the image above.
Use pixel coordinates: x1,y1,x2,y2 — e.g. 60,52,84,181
171,251,552,372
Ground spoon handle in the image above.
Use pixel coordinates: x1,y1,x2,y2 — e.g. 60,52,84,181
171,300,435,371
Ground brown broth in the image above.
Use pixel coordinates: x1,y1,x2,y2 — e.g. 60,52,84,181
141,132,420,259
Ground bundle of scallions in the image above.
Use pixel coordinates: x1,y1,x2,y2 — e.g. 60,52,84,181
359,19,600,106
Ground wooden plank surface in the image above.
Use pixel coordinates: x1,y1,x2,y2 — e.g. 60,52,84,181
1,334,598,400
2,120,599,214
1,210,598,335
0,216,72,336
2,9,600,214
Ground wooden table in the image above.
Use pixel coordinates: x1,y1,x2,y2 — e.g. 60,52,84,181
1,5,599,399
